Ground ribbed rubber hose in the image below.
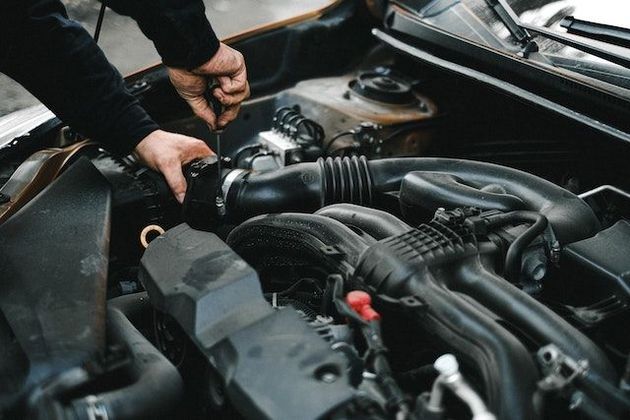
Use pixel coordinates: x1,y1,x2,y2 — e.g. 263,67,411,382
225,156,373,222
224,156,599,243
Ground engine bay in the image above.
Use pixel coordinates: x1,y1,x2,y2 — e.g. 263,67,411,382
2,20,630,420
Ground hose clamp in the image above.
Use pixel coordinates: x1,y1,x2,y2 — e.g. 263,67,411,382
85,395,109,420
222,169,246,202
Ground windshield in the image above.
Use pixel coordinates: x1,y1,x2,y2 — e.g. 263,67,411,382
396,0,630,91
0,0,336,118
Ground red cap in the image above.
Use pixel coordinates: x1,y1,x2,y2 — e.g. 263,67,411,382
346,290,381,321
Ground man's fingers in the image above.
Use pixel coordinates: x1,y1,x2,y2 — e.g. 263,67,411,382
215,80,250,107
169,43,248,129
160,160,188,203
217,73,247,94
182,140,214,165
135,130,218,204
217,105,240,128
188,96,217,129
163,139,213,202
215,92,247,107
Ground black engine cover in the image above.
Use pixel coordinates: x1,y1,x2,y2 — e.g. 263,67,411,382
140,224,355,420
0,158,110,407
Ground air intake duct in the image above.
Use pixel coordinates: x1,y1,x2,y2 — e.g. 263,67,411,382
186,156,600,243
223,156,373,221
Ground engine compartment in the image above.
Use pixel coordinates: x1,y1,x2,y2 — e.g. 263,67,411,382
1,8,630,418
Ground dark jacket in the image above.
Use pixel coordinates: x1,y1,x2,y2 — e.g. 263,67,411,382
0,0,219,155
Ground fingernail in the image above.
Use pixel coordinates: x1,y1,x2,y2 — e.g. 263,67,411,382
177,192,185,203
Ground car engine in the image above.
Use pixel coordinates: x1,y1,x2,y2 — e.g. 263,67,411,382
1,37,630,420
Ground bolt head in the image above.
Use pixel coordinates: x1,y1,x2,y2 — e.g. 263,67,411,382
320,372,337,383
434,354,459,376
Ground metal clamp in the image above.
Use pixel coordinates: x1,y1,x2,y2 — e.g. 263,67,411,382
537,344,589,392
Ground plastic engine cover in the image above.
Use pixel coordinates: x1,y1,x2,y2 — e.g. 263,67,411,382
0,158,110,407
139,224,355,420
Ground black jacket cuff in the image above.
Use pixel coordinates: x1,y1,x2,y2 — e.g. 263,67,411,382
102,103,160,156
158,18,220,69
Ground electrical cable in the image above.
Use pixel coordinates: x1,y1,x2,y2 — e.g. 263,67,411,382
325,131,355,153
233,143,262,166
327,275,411,417
485,211,549,283
93,1,108,44
271,106,325,146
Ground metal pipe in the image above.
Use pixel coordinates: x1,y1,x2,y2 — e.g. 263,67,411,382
428,354,496,420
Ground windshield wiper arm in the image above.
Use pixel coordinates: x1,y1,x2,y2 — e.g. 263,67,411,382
521,22,630,70
485,1,630,69
485,0,539,56
561,17,630,49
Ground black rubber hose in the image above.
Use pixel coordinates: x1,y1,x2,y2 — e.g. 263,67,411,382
315,204,412,240
369,158,599,243
484,211,548,282
363,322,409,416
223,157,598,243
107,292,150,323
69,293,183,420
575,370,630,418
453,263,616,382
225,156,373,222
399,172,526,221
375,272,540,418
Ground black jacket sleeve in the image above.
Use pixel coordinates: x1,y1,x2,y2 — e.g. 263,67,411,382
105,0,220,69
0,0,159,155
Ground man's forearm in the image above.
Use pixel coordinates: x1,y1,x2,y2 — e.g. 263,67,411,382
105,0,220,69
0,0,159,155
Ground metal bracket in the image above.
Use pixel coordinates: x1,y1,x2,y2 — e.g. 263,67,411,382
536,344,588,392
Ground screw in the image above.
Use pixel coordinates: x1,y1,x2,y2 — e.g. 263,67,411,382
320,372,338,383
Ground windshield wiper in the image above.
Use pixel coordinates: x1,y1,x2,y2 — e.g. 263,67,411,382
520,22,630,70
485,0,630,69
485,0,539,56
561,17,630,49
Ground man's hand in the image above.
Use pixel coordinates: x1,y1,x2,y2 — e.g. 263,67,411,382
134,130,213,203
168,43,250,130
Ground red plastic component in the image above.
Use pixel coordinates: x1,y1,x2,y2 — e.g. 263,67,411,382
346,290,381,321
